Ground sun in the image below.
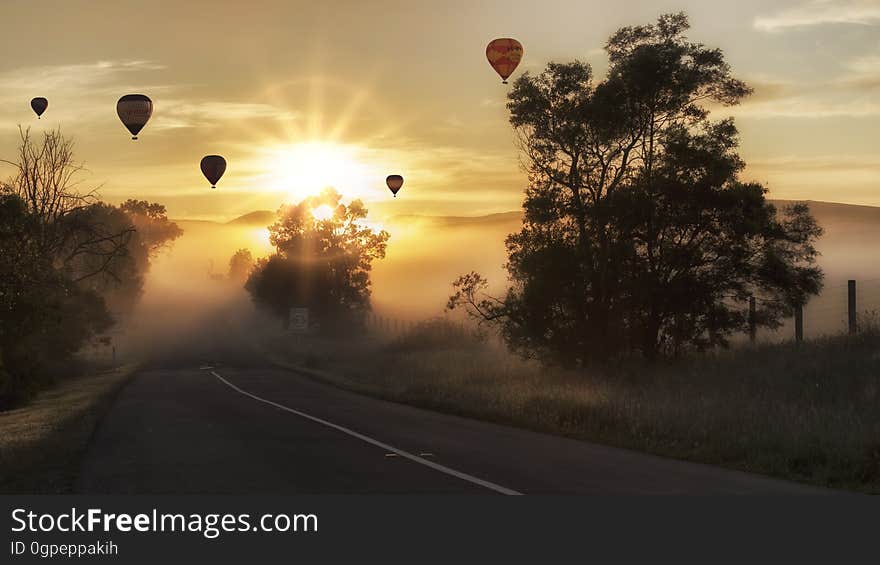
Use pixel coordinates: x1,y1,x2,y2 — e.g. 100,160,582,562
311,204,334,221
262,141,376,203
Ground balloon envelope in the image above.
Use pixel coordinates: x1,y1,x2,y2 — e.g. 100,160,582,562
200,155,227,188
486,38,524,83
386,175,404,197
117,94,153,139
30,97,48,119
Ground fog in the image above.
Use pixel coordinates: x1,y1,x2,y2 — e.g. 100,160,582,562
115,199,880,362
113,220,271,364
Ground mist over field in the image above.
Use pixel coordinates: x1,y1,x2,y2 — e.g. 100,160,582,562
121,199,880,357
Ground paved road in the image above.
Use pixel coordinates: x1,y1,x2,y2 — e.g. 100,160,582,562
78,352,824,494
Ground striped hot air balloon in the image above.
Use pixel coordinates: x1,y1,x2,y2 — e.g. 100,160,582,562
486,38,524,84
117,94,153,140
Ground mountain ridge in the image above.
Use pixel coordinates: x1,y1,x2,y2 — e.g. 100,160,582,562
179,199,879,227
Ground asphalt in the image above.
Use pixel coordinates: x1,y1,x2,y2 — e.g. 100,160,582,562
77,348,827,494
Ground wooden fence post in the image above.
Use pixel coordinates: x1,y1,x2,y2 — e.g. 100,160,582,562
848,280,857,334
748,296,756,343
794,304,804,343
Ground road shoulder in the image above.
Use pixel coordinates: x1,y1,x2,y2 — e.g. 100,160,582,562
0,364,137,493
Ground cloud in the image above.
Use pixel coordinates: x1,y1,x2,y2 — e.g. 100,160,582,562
479,98,505,108
755,0,880,32
731,95,880,119
0,60,167,95
151,101,299,131
747,154,880,173
0,60,298,132
716,55,880,120
0,60,174,130
837,50,880,90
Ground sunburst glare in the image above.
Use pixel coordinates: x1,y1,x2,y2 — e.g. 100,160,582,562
311,203,335,221
259,141,379,203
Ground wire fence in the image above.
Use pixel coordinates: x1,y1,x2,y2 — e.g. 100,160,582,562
756,278,880,343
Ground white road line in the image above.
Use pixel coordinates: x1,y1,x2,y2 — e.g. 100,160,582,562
210,371,522,496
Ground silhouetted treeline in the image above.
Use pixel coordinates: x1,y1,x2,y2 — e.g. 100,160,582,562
449,13,823,365
0,128,181,408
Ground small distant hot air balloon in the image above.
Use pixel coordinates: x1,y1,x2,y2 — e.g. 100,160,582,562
201,155,227,189
486,38,524,84
386,175,404,197
30,97,48,119
116,94,153,140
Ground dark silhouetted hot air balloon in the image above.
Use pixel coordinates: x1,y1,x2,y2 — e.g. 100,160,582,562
386,175,404,197
30,97,48,119
486,38,524,84
201,155,227,189
116,94,153,140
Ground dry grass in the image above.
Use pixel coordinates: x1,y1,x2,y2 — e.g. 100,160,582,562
266,320,880,493
0,364,136,493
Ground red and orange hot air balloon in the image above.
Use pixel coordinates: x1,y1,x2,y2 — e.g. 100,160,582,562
486,38,524,84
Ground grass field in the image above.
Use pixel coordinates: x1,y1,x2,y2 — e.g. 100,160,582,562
0,364,136,493
265,318,880,493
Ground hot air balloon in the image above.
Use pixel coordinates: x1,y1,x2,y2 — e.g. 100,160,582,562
30,97,48,119
486,38,524,84
386,175,404,197
116,94,153,140
200,155,227,189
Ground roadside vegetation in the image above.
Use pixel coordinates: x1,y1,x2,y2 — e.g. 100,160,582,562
265,315,880,493
0,364,136,493
0,127,180,409
0,127,177,492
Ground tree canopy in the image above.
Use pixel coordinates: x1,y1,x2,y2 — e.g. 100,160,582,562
449,13,823,364
228,248,254,283
245,188,389,331
0,128,180,407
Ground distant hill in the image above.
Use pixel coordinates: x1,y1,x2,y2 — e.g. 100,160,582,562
390,211,522,227
771,200,880,239
226,210,276,226
210,199,878,234
390,200,879,233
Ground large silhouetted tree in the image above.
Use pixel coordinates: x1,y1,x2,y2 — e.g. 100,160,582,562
245,188,389,331
449,13,823,364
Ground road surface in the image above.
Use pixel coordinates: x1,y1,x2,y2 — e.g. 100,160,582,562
77,349,824,494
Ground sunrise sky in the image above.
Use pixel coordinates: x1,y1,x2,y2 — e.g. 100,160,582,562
1,0,878,220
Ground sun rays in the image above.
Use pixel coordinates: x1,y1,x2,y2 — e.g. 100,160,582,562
217,72,415,207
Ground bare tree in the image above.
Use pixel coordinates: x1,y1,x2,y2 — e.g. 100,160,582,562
0,127,133,283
